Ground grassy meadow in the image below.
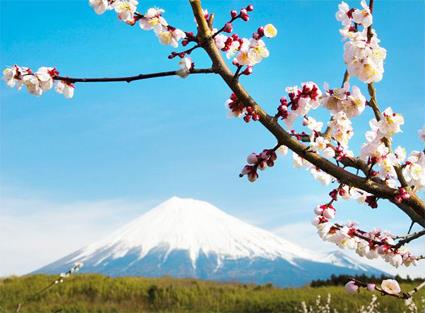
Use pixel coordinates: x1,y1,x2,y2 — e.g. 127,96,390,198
0,274,424,313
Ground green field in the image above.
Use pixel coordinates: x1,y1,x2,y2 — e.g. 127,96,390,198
0,275,423,313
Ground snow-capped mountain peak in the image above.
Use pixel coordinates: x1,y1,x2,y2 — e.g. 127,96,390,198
72,196,322,266
36,197,385,287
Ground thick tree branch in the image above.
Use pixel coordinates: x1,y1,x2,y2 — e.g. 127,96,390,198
189,0,425,228
55,68,216,84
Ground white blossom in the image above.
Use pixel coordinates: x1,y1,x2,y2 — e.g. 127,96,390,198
89,0,110,15
321,82,366,118
113,0,138,24
56,81,75,99
176,57,192,78
263,24,278,38
381,279,401,295
336,2,353,27
352,0,373,27
343,29,386,83
155,26,185,48
139,8,167,31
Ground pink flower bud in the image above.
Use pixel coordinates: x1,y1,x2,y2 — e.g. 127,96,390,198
345,281,358,294
314,205,323,215
247,172,258,182
240,9,249,21
223,22,233,33
258,161,267,170
230,10,238,18
240,165,251,176
257,26,264,37
242,66,253,76
323,208,335,219
246,4,254,11
247,153,258,164
367,283,376,292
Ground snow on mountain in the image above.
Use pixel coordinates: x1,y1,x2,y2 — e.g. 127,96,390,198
35,196,385,287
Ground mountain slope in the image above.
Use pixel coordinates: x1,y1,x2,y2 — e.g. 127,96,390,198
35,197,384,287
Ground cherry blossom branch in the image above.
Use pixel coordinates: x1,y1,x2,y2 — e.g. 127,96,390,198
363,0,409,190
393,229,425,249
349,278,424,300
55,68,216,84
189,0,425,228
333,223,424,252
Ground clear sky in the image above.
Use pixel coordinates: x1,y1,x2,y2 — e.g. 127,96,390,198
1,0,424,278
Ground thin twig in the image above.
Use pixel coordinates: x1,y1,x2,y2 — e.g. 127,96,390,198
393,229,425,249
55,68,216,84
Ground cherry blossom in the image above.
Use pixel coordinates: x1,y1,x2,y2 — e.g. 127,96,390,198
321,82,366,118
176,57,193,78
263,24,278,38
345,280,359,294
2,65,65,97
381,279,401,295
35,67,57,91
240,149,277,182
3,65,22,88
336,2,354,27
113,0,138,25
155,26,186,48
352,0,373,27
370,107,404,138
403,151,425,191
327,111,353,148
367,283,376,292
89,0,110,15
139,8,166,31
342,29,387,83
56,80,75,99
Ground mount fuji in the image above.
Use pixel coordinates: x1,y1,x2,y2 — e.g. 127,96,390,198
35,197,384,287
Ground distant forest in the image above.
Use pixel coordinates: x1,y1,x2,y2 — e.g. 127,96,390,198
310,273,424,287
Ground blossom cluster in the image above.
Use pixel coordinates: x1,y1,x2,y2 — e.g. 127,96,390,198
276,82,322,128
89,1,186,48
225,93,260,122
321,82,366,118
240,149,278,182
312,186,418,268
336,1,387,83
3,65,74,98
402,151,425,191
315,221,418,268
213,6,277,70
359,107,415,189
327,111,354,149
345,279,401,296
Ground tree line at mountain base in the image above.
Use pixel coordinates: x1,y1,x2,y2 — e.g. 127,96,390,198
0,274,424,313
310,274,424,287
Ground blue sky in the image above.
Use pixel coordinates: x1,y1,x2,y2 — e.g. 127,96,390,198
1,0,424,277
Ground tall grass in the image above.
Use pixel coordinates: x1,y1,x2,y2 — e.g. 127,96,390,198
0,274,423,313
